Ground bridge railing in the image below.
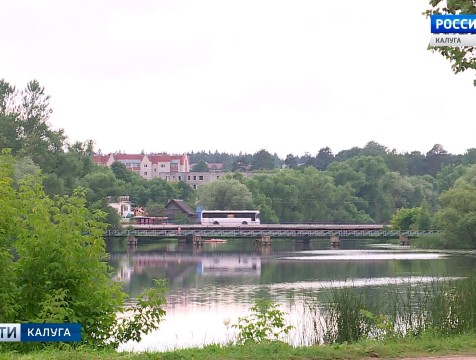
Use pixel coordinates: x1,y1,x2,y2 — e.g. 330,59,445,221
104,229,442,238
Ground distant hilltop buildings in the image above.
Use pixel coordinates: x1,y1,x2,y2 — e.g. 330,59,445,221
92,153,253,189
92,153,190,179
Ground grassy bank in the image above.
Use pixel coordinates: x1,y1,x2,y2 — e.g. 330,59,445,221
2,333,476,360
410,234,449,249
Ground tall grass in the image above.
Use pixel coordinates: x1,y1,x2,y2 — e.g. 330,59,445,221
304,273,476,345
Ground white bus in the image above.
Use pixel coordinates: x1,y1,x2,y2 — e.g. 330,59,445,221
200,210,260,225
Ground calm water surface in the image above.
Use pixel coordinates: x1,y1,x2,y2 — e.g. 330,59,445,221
106,238,476,351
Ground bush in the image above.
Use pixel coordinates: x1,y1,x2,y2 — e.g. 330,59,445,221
0,154,167,349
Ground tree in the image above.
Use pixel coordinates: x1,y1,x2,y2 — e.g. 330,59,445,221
232,156,250,172
111,161,132,182
196,178,255,210
284,154,298,169
462,148,476,165
391,206,432,230
191,160,209,172
251,149,276,170
17,80,65,172
426,144,451,177
407,151,427,176
385,149,408,175
0,151,18,320
436,164,476,248
13,156,40,187
0,79,66,173
315,147,334,170
0,153,167,346
425,1,476,85
361,141,388,157
327,156,395,223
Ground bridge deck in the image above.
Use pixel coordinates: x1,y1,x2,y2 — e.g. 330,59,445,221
105,224,442,238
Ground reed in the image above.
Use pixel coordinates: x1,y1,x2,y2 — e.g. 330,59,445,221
304,273,476,345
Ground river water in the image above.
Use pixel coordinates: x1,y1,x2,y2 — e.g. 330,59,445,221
106,238,476,351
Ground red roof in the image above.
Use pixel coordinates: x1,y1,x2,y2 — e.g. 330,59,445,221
113,154,144,161
148,154,187,165
92,155,110,165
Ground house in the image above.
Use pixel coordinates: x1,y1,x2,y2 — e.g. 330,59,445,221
132,207,147,217
164,199,198,223
91,153,190,180
92,154,110,166
107,196,133,218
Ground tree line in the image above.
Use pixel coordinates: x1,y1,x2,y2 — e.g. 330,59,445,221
2,78,476,248
190,143,476,177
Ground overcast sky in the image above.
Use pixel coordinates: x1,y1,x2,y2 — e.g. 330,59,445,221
1,0,475,158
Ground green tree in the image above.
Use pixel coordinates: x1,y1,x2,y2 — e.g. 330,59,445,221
436,163,467,193
13,156,40,187
426,144,451,177
232,156,250,172
328,156,395,223
462,148,476,165
0,79,66,173
425,1,476,85
385,149,408,175
0,151,18,320
316,147,334,170
191,160,209,172
284,154,298,169
17,80,65,173
197,178,255,210
251,149,276,170
0,155,167,346
391,206,431,230
111,161,132,182
436,164,476,248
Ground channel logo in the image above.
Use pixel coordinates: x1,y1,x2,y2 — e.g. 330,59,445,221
0,323,81,342
429,14,476,47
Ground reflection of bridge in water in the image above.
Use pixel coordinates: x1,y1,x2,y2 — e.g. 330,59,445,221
112,253,261,283
105,224,442,246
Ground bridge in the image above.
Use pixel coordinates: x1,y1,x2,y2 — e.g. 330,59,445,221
105,224,442,246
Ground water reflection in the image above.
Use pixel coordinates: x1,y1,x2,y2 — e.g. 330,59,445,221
106,238,476,351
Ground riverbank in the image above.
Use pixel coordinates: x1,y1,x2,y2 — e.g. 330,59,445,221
2,333,476,360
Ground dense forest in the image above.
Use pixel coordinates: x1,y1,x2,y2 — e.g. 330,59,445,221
2,79,476,248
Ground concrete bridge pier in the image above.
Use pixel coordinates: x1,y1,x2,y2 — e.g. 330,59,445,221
127,235,138,247
400,235,410,246
330,236,340,248
256,235,272,246
294,237,311,251
178,234,194,244
193,235,203,246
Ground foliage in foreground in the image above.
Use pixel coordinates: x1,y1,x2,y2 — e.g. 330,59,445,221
231,299,293,344
321,273,476,344
0,152,167,349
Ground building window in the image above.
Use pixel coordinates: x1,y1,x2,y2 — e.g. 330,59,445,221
193,176,197,180
193,184,197,189
188,176,191,180
144,164,148,168
154,168,157,172
217,176,220,179
144,172,148,175
199,175,204,181
178,176,182,181
161,164,165,168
